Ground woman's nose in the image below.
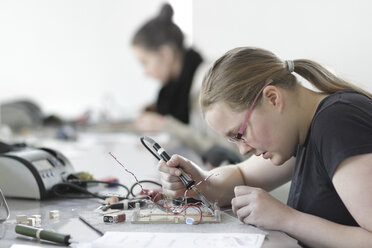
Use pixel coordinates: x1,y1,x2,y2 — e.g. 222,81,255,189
237,142,253,155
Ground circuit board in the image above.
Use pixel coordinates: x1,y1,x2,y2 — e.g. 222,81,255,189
131,204,221,224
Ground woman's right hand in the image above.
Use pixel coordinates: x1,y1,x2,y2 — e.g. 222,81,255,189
157,154,206,198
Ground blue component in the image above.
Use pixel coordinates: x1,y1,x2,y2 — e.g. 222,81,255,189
185,217,194,225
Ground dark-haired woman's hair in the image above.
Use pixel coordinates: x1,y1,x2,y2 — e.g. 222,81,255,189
132,3,184,53
200,47,372,112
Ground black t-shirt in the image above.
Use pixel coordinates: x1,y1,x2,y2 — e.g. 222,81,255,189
287,89,372,227
156,49,203,124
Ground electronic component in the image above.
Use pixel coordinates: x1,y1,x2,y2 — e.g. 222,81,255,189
16,215,28,224
131,205,221,224
100,177,119,187
27,217,36,226
105,196,119,205
185,217,195,225
31,214,41,226
103,213,126,223
140,188,162,202
16,214,41,226
49,210,59,219
100,199,147,211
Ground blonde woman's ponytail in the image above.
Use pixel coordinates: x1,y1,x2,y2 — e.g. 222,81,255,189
201,47,372,114
293,59,372,98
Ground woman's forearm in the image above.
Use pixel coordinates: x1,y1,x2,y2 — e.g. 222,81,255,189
199,165,245,207
284,209,372,248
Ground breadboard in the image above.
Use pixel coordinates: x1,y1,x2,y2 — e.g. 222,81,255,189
131,207,221,224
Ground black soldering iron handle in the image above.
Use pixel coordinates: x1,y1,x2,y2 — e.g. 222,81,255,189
106,202,125,210
152,139,195,189
176,166,195,189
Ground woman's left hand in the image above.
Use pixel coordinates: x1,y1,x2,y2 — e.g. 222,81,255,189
231,185,295,230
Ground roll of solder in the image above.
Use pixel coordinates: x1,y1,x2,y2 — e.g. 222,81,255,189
15,224,75,245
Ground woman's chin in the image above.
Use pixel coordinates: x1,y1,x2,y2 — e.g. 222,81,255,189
270,155,286,166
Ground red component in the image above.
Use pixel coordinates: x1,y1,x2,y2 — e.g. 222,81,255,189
105,196,119,205
140,189,163,202
116,213,126,222
103,213,126,223
140,189,150,195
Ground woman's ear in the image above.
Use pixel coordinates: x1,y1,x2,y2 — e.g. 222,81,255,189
158,45,174,62
263,86,284,111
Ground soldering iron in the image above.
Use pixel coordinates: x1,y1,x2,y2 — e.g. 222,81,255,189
140,136,214,211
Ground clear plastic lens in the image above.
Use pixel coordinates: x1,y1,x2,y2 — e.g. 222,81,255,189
227,136,246,144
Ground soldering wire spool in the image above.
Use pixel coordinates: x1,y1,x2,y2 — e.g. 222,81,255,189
15,224,73,245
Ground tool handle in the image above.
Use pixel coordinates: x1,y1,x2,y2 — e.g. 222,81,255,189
158,146,195,189
109,202,125,210
15,224,71,245
176,166,195,189
143,136,196,189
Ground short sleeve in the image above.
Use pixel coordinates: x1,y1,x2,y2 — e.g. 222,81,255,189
313,102,372,178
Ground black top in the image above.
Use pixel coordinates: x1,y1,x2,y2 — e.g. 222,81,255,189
288,89,372,227
156,49,203,124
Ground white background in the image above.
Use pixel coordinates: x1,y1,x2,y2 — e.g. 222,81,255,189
0,0,371,120
0,0,192,120
193,0,372,92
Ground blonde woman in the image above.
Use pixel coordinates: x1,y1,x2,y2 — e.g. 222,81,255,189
158,47,372,247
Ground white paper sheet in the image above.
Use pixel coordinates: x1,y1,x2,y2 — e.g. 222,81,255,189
10,245,43,248
76,232,265,248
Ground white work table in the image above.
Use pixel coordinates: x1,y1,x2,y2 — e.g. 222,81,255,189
0,132,300,248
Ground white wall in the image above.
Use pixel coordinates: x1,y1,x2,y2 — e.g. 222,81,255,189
193,0,372,92
0,0,192,120
1,0,371,121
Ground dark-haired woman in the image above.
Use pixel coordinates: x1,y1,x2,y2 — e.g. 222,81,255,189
132,3,240,167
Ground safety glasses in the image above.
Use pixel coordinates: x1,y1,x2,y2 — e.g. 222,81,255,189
227,80,272,144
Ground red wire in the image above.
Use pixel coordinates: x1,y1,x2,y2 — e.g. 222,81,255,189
109,152,144,192
183,173,216,200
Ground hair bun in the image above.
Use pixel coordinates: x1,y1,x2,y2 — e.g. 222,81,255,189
157,3,174,22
